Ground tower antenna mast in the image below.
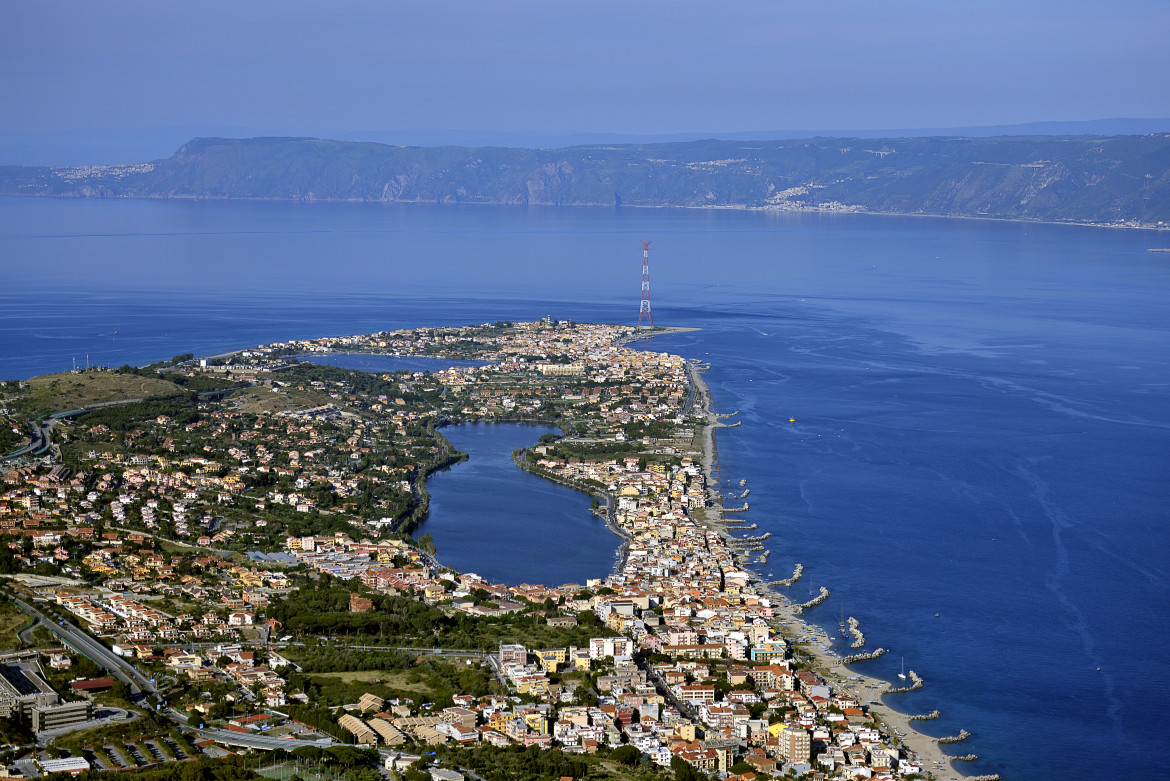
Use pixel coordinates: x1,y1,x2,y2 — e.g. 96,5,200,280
638,241,654,329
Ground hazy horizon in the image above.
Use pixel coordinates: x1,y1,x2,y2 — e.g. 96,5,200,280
4,117,1170,168
3,0,1168,165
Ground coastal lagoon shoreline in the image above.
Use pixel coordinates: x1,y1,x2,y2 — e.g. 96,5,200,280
432,324,975,777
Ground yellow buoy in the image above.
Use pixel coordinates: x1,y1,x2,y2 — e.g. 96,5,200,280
789,418,796,423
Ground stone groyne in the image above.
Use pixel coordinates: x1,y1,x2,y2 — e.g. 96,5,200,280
769,563,803,588
937,729,972,745
888,670,925,694
794,586,830,614
907,710,941,722
847,616,865,649
841,647,886,664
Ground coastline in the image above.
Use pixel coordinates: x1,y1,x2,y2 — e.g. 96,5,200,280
212,323,970,776
4,191,1165,233
681,355,968,779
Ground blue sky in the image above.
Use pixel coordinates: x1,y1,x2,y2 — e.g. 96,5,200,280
2,0,1167,137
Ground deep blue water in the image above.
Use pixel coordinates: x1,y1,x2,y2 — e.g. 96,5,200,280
1,197,1168,780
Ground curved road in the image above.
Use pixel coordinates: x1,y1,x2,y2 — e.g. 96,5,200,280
9,596,156,698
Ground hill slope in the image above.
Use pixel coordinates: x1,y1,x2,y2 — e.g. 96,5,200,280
2,134,1168,225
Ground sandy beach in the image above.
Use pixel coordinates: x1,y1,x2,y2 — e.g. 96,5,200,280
684,359,969,780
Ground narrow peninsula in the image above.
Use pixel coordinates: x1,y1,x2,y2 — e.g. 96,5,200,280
0,320,977,780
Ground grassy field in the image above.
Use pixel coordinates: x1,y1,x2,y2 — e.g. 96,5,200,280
309,670,433,694
0,597,33,650
20,371,186,416
231,384,340,415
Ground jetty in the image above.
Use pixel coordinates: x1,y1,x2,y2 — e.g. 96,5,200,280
724,503,750,513
847,616,866,648
794,585,830,613
937,729,972,745
841,647,886,664
769,563,803,588
888,670,925,694
907,710,941,722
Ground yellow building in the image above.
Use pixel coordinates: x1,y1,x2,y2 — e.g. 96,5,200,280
534,648,566,673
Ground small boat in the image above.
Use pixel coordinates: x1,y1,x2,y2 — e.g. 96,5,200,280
898,657,907,680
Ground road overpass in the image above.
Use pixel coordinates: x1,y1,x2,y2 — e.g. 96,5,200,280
191,727,335,751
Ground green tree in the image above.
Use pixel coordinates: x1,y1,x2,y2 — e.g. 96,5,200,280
417,533,436,556
672,756,701,781
610,745,640,766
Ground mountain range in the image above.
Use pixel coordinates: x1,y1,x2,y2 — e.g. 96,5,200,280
2,133,1168,226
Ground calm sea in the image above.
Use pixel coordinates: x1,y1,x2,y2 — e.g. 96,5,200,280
2,196,1168,779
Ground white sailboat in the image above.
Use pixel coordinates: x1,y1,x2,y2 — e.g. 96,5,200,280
898,657,907,680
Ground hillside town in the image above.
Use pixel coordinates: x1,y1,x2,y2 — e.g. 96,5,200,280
0,320,960,781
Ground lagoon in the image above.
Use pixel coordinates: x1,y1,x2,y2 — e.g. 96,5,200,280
1,195,1168,779
416,422,618,587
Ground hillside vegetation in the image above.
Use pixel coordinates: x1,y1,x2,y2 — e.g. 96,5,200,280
18,371,187,417
2,134,1169,225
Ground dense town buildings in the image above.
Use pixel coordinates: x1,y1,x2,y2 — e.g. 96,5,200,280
0,321,939,779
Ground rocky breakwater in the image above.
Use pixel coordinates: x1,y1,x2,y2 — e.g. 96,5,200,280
794,585,830,614
937,729,972,745
907,710,941,722
847,616,865,648
768,563,803,588
841,647,886,664
888,670,925,693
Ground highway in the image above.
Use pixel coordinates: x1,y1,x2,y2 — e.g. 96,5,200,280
2,419,50,461
9,596,157,699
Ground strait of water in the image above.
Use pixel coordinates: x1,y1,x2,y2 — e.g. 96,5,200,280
1,196,1168,780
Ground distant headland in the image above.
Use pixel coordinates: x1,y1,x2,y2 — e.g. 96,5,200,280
1,134,1168,228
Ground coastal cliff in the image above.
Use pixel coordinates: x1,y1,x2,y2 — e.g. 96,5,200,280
2,134,1169,226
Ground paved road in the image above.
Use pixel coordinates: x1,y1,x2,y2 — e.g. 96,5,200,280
2,419,50,461
18,616,49,645
3,397,157,462
10,596,157,699
190,727,334,751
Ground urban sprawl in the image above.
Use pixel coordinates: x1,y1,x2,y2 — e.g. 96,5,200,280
0,321,968,781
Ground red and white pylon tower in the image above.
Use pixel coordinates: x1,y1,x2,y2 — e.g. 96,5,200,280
637,241,654,329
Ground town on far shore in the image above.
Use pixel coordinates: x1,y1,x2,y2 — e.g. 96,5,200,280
0,318,969,781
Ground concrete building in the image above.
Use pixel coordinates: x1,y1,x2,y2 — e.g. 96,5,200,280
499,643,527,666
31,700,93,732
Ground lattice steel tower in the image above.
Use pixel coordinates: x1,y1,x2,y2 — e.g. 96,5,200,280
638,241,654,329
